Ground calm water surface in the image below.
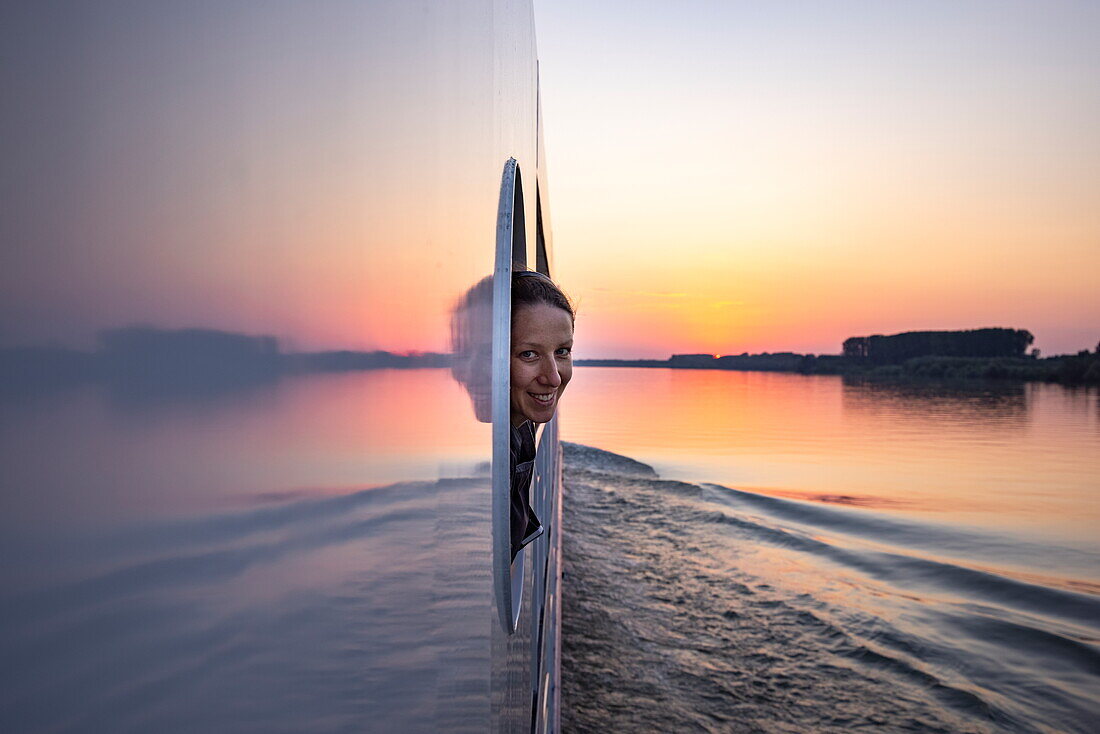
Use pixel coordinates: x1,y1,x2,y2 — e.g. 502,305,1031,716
564,367,1099,585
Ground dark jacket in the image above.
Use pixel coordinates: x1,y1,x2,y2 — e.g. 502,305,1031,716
510,420,544,560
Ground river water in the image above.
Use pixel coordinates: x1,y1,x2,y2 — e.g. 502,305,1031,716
1,367,1096,731
560,367,1099,733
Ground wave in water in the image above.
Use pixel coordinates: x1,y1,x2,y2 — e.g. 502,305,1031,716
560,442,1100,734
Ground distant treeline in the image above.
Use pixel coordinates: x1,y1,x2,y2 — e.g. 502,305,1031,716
842,328,1034,362
0,326,450,397
577,328,1100,385
5,326,1098,396
576,353,806,371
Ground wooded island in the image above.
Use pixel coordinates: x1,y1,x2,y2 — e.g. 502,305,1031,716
577,328,1100,384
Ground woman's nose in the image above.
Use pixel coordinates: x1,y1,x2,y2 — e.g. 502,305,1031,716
538,359,561,387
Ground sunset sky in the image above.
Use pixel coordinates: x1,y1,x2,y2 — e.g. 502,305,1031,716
536,0,1100,358
1,2,1096,359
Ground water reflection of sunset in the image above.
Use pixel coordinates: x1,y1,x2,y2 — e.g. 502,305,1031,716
562,368,1099,544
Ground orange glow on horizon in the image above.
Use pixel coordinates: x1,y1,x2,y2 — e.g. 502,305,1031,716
537,3,1100,359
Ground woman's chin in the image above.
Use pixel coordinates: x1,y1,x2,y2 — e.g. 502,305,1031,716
512,404,556,426
525,402,557,425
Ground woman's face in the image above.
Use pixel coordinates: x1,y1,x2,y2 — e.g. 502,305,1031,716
510,302,573,426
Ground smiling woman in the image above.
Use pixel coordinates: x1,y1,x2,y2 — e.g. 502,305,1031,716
511,270,575,426
509,268,574,563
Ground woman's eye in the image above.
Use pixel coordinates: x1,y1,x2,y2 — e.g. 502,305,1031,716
519,350,537,359
555,347,572,357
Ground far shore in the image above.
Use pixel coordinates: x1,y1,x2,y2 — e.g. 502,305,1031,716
4,325,1097,393
575,351,1100,385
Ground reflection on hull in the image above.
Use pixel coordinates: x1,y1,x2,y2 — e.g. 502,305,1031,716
0,1,559,731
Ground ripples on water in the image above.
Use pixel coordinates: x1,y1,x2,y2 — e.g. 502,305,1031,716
3,370,1096,731
560,443,1100,734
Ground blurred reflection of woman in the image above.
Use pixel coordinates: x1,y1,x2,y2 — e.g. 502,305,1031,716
450,275,494,422
509,268,574,560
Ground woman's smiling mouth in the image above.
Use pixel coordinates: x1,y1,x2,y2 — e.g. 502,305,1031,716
529,391,556,406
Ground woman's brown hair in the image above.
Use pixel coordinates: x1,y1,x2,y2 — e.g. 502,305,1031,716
511,266,574,322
